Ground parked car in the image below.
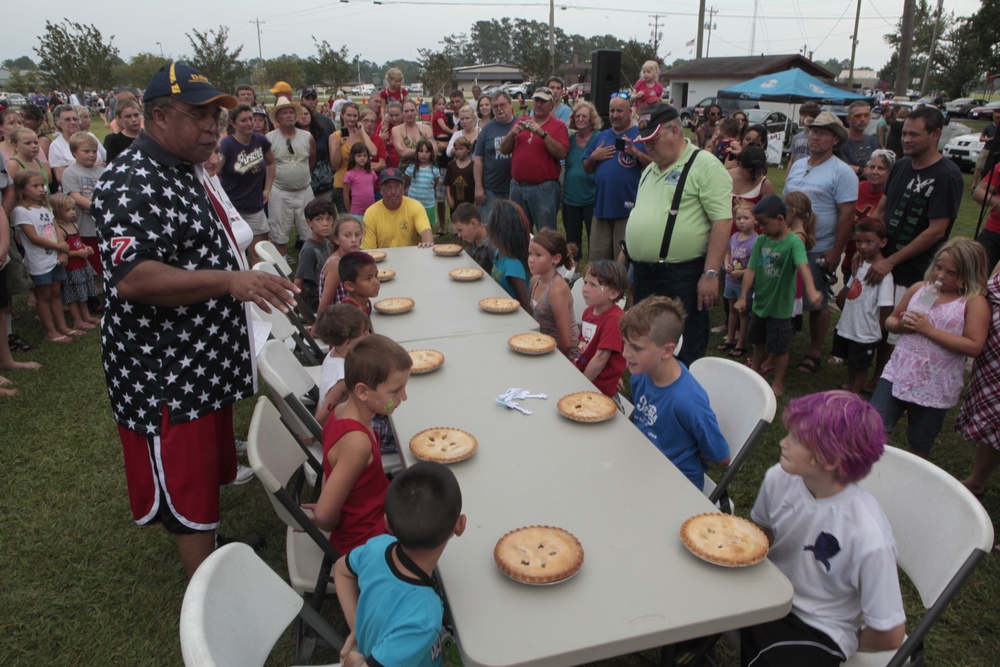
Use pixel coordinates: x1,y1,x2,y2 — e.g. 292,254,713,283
942,133,985,171
946,98,988,118
350,84,375,96
409,83,424,95
506,83,531,97
970,101,1000,120
566,82,590,101
745,108,793,146
6,93,27,108
679,97,758,128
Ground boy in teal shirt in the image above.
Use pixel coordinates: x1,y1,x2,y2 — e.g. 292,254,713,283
736,195,822,395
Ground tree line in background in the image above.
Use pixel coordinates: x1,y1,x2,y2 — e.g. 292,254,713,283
879,0,1000,98
6,2,999,100
418,18,661,94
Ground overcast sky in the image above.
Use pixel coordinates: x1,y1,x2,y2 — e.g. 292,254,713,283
3,0,985,79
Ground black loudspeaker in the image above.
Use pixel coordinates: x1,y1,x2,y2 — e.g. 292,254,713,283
591,49,622,128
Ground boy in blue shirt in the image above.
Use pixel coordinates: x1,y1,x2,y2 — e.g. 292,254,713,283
334,461,466,667
621,296,730,489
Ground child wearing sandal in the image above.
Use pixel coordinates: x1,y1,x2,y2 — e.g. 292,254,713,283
11,170,77,344
50,193,100,331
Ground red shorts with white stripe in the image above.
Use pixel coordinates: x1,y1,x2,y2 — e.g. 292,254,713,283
118,405,236,534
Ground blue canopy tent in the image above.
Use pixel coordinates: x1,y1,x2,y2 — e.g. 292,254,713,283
717,68,874,105
718,68,874,164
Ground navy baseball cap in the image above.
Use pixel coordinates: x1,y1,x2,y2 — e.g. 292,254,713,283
380,167,404,185
144,62,237,108
635,103,680,142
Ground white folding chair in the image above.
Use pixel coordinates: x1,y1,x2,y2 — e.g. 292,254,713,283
254,244,318,324
842,447,994,667
247,397,343,663
258,340,403,479
570,277,585,328
180,542,342,667
256,240,295,279
689,356,776,513
252,262,326,365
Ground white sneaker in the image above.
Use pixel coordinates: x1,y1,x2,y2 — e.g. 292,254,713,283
223,465,255,488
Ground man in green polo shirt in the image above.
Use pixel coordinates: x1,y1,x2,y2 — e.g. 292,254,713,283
623,103,733,365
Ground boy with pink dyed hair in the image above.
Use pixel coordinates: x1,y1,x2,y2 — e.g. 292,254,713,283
740,391,905,666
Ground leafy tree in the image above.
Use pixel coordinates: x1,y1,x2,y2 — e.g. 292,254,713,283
935,17,988,98
417,49,455,96
3,56,36,71
307,39,351,90
264,55,306,90
186,26,245,92
114,53,170,88
33,20,120,90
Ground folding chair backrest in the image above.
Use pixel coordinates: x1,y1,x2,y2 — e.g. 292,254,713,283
255,240,295,279
251,301,297,344
570,277,584,327
247,397,313,529
180,542,304,667
689,356,775,505
253,262,323,359
859,446,993,608
257,340,323,443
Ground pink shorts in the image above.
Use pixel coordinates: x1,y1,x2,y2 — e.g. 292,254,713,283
118,405,236,533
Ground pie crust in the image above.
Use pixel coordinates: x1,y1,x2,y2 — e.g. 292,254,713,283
409,427,478,463
508,332,557,355
365,250,387,262
373,297,415,314
680,513,769,567
557,392,617,423
408,349,445,374
449,267,484,282
432,244,464,256
377,268,396,282
479,297,521,313
494,526,584,584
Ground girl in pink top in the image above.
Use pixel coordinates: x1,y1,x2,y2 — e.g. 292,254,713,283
872,238,991,457
342,142,378,217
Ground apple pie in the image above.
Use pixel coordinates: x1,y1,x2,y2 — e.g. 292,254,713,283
680,513,769,567
494,526,584,584
377,268,396,282
449,267,484,282
479,297,520,313
408,349,445,374
365,250,387,262
432,244,464,256
508,332,557,355
373,297,415,314
409,427,478,463
556,392,617,423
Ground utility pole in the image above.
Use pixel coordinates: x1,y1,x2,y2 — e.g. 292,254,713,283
705,7,718,57
549,0,555,75
250,18,265,94
847,0,861,88
696,0,706,59
895,0,915,96
749,1,758,54
920,0,944,96
250,18,265,62
649,14,664,55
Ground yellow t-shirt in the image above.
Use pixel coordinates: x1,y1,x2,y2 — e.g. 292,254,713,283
362,197,431,248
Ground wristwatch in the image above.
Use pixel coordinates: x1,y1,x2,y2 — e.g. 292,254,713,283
703,269,720,279
540,131,549,139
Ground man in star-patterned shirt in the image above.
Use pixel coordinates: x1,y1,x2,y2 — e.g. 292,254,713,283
94,63,296,579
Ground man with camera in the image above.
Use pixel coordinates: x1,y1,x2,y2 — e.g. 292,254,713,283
583,94,651,261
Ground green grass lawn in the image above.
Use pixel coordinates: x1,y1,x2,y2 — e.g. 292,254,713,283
3,123,1000,666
